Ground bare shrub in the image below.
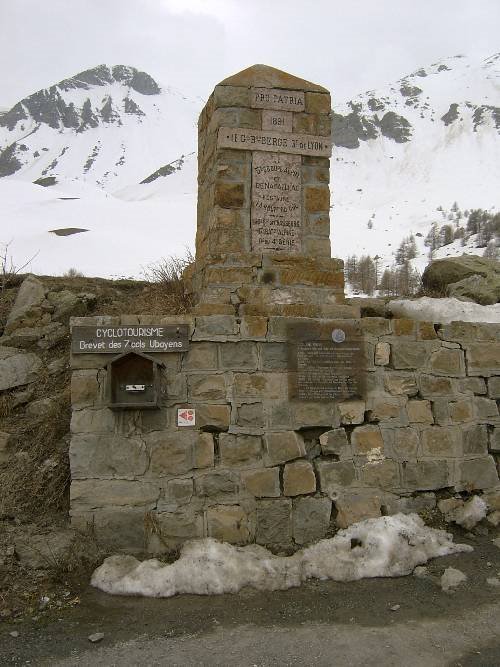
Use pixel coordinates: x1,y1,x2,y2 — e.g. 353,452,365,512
142,248,194,314
1,240,39,293
63,267,84,278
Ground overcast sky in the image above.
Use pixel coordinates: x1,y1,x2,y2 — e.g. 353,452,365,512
1,0,499,109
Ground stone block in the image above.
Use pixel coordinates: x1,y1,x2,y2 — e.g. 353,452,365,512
367,397,406,424
418,374,455,397
158,478,193,512
375,342,390,366
305,185,330,212
391,342,434,370
240,316,268,338
70,370,99,407
360,318,392,337
256,499,292,545
421,426,462,457
234,372,284,399
194,315,238,339
219,433,262,466
384,427,419,460
474,397,499,419
358,459,399,490
70,479,159,510
0,350,42,391
466,343,500,377
305,91,331,114
194,433,215,468
488,377,500,399
402,460,451,491
449,399,474,423
283,460,316,496
417,322,438,340
214,182,245,208
317,461,356,496
462,424,489,456
265,431,306,465
70,433,148,478
456,457,499,491
195,470,239,497
214,84,251,108
267,400,293,428
148,430,196,476
207,505,252,544
260,343,290,370
196,404,231,431
407,400,434,424
71,509,146,551
219,341,258,370
337,400,365,425
334,491,382,528
319,428,349,456
383,372,418,396
292,401,333,428
236,402,265,428
188,374,227,401
459,377,487,395
242,467,281,497
490,428,500,453
156,509,204,545
183,343,218,370
391,319,416,337
429,348,465,377
293,496,332,544
6,275,46,333
351,425,384,455
70,408,115,434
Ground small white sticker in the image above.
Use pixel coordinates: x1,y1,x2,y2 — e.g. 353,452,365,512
332,328,346,343
177,408,195,427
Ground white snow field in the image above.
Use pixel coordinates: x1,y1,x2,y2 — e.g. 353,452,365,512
389,297,500,323
1,53,499,278
91,513,472,598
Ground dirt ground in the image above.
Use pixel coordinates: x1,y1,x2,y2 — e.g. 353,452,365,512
1,526,500,666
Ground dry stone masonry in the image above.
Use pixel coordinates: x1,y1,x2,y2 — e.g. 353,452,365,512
68,66,500,553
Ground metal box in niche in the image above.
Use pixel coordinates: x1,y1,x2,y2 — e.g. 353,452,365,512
106,351,165,410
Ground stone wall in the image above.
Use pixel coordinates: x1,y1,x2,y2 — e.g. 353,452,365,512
69,313,500,553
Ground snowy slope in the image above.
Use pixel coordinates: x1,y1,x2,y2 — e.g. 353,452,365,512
0,55,499,278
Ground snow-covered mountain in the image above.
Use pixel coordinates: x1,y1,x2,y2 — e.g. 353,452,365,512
0,54,498,278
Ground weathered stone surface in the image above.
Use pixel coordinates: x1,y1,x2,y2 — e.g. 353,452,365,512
429,348,465,377
242,467,281,497
418,374,454,397
367,397,406,424
156,509,204,545
490,427,500,452
292,496,331,544
459,377,487,395
407,400,434,423
292,401,333,427
207,505,252,543
256,499,292,545
335,490,382,528
265,431,306,465
402,460,451,491
474,397,499,419
240,316,268,338
70,433,148,478
260,343,289,369
351,425,384,455
0,349,42,391
72,509,146,550
358,459,399,490
70,408,115,434
449,399,474,423
421,426,462,457
70,479,159,509
375,342,390,366
488,376,500,399
234,372,284,399
319,428,349,456
195,471,239,497
14,530,75,569
337,400,365,425
384,427,419,460
219,433,262,466
194,315,238,339
236,402,265,428
196,404,231,431
461,424,489,456
283,460,316,496
149,430,196,476
391,342,434,370
25,396,57,419
219,342,258,370
6,275,46,333
456,457,499,491
422,255,500,305
317,460,356,496
71,370,99,407
48,290,86,321
183,343,218,370
188,374,227,401
383,372,418,396
466,344,500,377
158,478,193,512
194,433,215,468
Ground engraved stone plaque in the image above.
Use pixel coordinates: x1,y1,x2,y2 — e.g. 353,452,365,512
251,87,305,111
262,110,292,132
71,325,189,354
251,151,301,253
288,324,365,401
218,127,332,157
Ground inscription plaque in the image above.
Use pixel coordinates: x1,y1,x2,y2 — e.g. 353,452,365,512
71,325,189,354
218,127,332,157
250,87,305,111
262,110,292,132
288,325,364,401
251,151,301,252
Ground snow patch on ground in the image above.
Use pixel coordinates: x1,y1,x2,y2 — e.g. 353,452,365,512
444,496,488,530
389,297,500,323
91,514,472,598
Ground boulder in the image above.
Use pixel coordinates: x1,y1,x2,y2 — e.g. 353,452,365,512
5,275,47,333
422,255,500,305
0,347,42,391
